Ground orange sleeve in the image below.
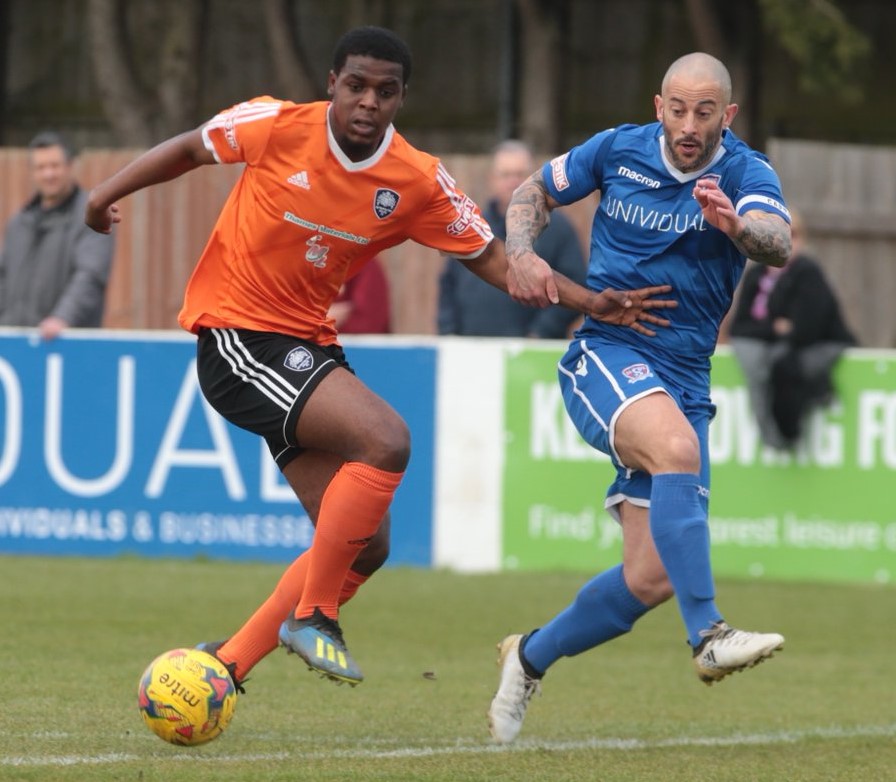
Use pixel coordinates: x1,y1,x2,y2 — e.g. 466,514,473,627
407,161,494,259
200,97,284,166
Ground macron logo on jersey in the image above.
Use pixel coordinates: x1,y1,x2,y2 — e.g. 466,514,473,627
617,166,661,189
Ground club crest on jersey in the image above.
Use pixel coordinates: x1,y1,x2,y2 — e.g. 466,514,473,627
575,356,588,376
284,347,313,372
373,188,400,219
622,363,652,383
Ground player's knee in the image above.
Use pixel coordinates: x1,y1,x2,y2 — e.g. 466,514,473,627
652,431,700,474
366,417,411,472
626,567,674,607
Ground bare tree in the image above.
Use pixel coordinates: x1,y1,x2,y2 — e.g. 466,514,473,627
86,0,207,146
262,0,323,101
77,0,873,153
156,0,207,136
683,0,760,143
515,0,570,155
0,1,10,144
683,0,869,146
346,0,391,30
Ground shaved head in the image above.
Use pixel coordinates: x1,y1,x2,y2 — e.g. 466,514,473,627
655,52,737,172
662,53,732,104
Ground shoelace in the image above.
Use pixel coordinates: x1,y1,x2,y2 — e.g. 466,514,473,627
694,621,735,655
698,622,760,651
306,609,347,647
508,675,541,720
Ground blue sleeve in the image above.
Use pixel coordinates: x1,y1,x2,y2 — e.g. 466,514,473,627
733,155,791,224
541,127,619,206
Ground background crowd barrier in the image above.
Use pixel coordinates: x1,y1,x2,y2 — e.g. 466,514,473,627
1,330,893,585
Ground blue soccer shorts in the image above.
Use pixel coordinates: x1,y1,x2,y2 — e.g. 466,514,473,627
557,337,713,518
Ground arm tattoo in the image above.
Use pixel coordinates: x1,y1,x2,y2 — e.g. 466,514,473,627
733,211,792,266
505,170,552,258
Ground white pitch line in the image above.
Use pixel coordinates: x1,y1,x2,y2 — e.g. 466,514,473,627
0,752,137,767
2,724,894,767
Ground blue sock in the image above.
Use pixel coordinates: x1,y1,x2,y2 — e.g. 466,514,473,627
649,472,722,648
521,565,649,675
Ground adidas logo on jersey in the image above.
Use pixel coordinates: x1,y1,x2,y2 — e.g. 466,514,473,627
287,171,310,189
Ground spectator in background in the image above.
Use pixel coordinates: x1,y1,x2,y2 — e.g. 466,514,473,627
437,140,586,338
0,131,115,339
328,255,391,334
729,209,856,449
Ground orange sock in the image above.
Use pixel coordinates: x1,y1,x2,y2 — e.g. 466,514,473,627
296,461,402,620
216,552,310,681
339,568,371,605
217,562,373,681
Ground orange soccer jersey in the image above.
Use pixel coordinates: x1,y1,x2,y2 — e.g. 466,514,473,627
177,98,494,344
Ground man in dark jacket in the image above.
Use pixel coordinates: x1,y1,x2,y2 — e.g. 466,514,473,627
0,131,115,339
437,140,586,338
729,210,855,448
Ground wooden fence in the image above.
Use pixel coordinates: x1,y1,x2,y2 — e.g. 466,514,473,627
1,140,894,345
767,139,896,348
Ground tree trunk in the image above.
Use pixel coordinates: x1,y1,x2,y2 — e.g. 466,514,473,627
516,0,568,155
683,0,759,145
156,0,207,137
87,0,210,145
0,1,10,144
86,0,156,147
262,0,323,102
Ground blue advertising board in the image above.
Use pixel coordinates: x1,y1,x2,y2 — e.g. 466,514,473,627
0,331,435,565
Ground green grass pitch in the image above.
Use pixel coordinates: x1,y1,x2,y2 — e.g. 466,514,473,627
0,555,893,781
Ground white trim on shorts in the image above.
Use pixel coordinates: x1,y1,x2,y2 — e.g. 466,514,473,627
604,493,650,523
211,328,297,410
562,338,670,469
210,327,335,450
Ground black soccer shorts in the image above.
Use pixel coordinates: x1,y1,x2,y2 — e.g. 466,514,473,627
196,327,352,468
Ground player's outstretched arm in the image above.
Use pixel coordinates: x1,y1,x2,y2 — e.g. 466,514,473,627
85,128,216,234
505,171,560,307
458,243,676,337
692,178,791,267
732,210,791,267
554,271,677,337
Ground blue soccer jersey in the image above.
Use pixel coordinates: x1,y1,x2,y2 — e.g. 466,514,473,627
543,122,790,381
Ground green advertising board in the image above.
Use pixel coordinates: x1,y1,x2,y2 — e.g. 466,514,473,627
502,345,896,585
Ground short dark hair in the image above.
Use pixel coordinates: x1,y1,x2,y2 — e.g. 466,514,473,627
28,130,76,161
332,26,412,86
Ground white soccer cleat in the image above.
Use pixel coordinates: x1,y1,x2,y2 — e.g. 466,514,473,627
692,621,784,685
488,634,541,744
